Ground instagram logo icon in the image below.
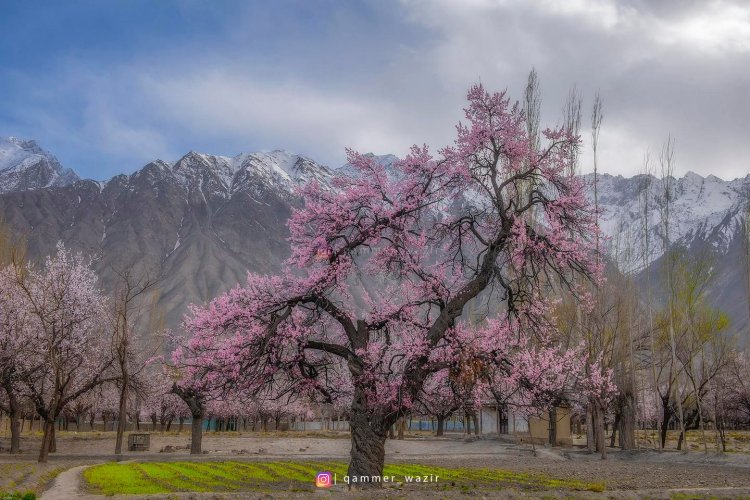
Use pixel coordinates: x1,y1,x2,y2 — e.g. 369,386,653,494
315,471,333,488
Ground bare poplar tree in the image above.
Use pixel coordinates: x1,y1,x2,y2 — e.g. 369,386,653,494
548,83,583,448
659,135,686,449
590,91,608,458
639,151,661,449
563,85,582,172
524,67,541,152
112,268,161,455
520,68,543,218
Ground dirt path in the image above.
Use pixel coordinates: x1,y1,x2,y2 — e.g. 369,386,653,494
39,465,94,500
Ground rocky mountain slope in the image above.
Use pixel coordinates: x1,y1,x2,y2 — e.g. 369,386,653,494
0,137,79,193
593,171,749,337
593,171,748,272
0,137,747,337
0,142,334,327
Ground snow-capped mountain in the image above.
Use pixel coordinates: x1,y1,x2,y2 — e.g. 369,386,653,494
589,171,749,338
169,150,336,198
593,171,749,273
0,139,746,335
0,137,79,193
0,146,335,327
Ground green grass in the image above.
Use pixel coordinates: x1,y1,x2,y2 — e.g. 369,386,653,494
83,461,604,495
0,493,36,500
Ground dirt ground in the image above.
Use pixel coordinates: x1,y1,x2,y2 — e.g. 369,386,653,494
3,431,750,498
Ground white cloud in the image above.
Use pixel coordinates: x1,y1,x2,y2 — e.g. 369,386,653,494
9,1,748,180
393,0,750,178
140,70,425,165
654,1,750,55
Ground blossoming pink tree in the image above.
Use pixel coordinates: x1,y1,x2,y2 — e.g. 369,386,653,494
10,244,117,462
415,369,469,436
175,83,602,481
0,265,28,453
471,317,583,414
443,312,615,444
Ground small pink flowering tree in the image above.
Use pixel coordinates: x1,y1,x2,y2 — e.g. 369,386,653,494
473,317,581,414
415,369,469,436
0,265,30,453
176,83,601,481
447,311,615,445
11,244,117,462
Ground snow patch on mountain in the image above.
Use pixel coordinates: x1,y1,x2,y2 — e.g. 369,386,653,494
591,171,749,273
0,137,79,193
165,149,336,201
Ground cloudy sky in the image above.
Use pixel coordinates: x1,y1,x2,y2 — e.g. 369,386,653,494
1,0,748,180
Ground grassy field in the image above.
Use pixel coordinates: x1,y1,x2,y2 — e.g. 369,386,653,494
83,461,605,495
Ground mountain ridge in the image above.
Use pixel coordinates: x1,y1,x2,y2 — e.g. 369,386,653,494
0,136,747,337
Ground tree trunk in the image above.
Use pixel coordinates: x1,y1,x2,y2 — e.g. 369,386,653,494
114,377,128,454
347,404,386,488
660,401,672,449
472,413,480,435
610,412,620,448
2,382,22,453
9,410,21,453
49,424,57,453
548,408,557,446
618,393,636,450
190,415,203,454
171,384,205,455
38,420,54,463
436,415,445,437
586,406,595,452
595,404,606,459
397,416,405,440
